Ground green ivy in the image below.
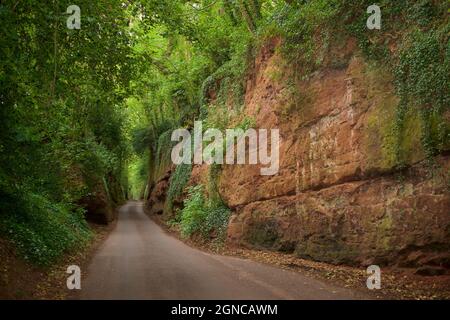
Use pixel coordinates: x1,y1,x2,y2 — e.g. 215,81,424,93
179,184,231,244
201,205,231,244
155,130,176,173
394,29,450,161
166,164,192,213
180,185,208,238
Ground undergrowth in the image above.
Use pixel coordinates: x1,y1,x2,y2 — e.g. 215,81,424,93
166,164,192,213
179,185,230,245
0,191,92,267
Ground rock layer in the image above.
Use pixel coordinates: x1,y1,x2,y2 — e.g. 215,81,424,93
227,158,450,267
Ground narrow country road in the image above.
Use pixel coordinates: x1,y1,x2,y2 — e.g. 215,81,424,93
80,201,368,300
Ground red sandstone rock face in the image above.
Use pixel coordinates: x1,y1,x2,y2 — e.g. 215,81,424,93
219,48,405,208
227,158,450,267
189,165,209,187
218,39,450,268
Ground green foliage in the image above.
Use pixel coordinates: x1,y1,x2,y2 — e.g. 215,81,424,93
262,0,339,75
335,1,449,165
0,0,133,264
128,1,262,189
155,130,176,171
236,116,257,132
201,205,231,243
206,164,223,206
166,164,193,212
180,185,231,244
199,35,253,117
0,192,91,266
394,29,450,160
178,163,230,243
203,104,232,132
127,153,150,200
180,185,208,237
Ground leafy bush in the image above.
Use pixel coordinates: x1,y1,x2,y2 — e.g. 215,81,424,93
166,164,192,213
263,0,339,73
0,191,92,266
180,185,207,237
0,0,132,265
201,205,231,243
180,185,231,243
127,152,150,200
75,138,118,183
155,130,175,171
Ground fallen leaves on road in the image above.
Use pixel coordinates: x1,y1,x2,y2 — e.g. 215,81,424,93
221,248,450,300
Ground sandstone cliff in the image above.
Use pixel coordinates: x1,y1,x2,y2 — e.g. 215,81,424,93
147,37,449,271
219,38,449,269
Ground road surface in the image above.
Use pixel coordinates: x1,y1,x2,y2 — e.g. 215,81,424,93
80,201,368,300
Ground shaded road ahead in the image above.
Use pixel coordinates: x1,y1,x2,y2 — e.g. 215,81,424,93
80,201,368,300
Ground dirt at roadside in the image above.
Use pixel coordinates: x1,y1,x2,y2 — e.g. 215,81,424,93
0,221,116,300
150,214,450,300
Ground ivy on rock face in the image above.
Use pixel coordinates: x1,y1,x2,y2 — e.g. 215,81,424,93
179,185,230,245
394,30,450,160
166,164,193,213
